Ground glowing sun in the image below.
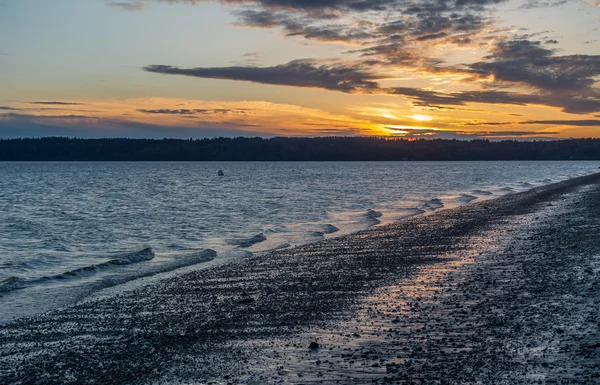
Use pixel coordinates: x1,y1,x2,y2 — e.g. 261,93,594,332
409,114,434,122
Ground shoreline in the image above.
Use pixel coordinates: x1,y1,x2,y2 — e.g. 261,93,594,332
2,165,582,324
2,172,600,384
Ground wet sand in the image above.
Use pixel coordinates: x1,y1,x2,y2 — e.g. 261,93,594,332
2,173,600,384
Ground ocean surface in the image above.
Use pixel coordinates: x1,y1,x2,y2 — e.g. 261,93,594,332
1,161,599,322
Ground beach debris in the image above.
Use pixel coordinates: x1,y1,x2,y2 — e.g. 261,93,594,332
309,341,320,350
140,344,150,350
218,170,224,176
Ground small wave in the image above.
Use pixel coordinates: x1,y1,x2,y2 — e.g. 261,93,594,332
0,248,216,296
322,224,340,234
0,276,26,293
266,226,288,234
472,189,493,196
104,247,155,266
457,194,478,203
366,209,383,219
55,247,155,278
0,248,155,294
394,208,426,220
361,209,383,226
175,249,217,266
421,198,444,211
228,233,267,248
265,243,291,252
313,223,341,237
499,187,514,192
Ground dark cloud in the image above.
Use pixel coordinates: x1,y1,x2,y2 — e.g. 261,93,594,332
468,39,600,93
1,113,97,120
0,106,19,111
27,101,85,106
466,119,600,126
144,60,380,92
523,119,600,126
112,0,509,12
390,87,600,115
233,9,375,43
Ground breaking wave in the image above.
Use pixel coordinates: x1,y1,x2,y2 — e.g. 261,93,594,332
322,224,340,234
421,198,444,211
228,233,268,248
0,248,219,295
457,194,478,203
312,224,341,237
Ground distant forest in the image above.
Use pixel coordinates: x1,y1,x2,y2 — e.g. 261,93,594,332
2,137,600,161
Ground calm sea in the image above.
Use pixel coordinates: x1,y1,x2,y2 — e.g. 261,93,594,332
1,161,598,322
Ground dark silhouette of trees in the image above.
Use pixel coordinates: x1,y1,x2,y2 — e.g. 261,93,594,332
1,137,600,161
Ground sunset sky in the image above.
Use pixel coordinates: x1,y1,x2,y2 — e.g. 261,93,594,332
1,0,599,139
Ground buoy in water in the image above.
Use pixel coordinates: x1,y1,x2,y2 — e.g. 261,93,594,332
218,170,224,176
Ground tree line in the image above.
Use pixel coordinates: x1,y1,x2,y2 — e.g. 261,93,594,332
1,137,600,161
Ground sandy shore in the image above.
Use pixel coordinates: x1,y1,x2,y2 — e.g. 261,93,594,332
2,173,600,384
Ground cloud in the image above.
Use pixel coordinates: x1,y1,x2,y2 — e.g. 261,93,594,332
106,1,146,11
1,113,99,120
468,39,600,93
237,51,263,65
144,57,600,114
137,0,600,116
0,106,19,111
144,59,380,92
466,119,600,127
132,0,518,12
109,0,600,122
138,108,248,115
0,97,380,137
386,126,559,139
389,87,600,114
113,0,507,50
27,101,85,106
520,0,567,9
523,119,600,126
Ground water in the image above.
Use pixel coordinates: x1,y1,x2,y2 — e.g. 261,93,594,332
1,161,598,322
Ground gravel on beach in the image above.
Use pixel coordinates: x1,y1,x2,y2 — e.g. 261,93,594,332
1,173,600,384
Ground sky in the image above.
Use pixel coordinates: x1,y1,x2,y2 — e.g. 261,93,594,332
0,0,599,139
